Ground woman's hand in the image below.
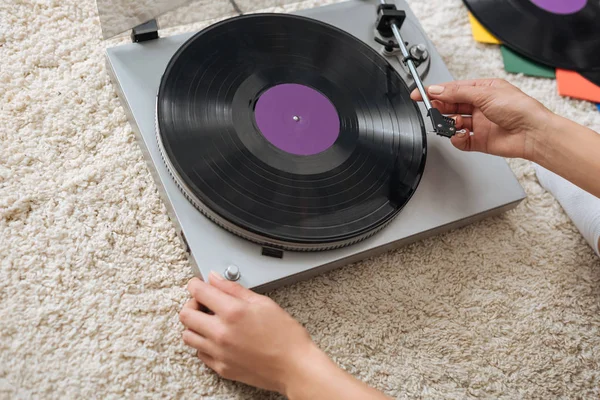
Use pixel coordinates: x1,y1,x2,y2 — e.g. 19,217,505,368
179,274,391,400
411,78,553,159
179,274,316,394
411,78,600,197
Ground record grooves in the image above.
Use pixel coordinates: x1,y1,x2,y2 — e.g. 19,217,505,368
156,13,427,251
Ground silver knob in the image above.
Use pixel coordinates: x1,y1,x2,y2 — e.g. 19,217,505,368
410,44,428,61
224,265,240,281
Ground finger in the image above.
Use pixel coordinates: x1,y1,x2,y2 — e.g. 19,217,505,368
182,329,214,354
450,129,500,154
431,100,474,116
197,352,228,379
187,277,243,314
451,129,488,153
427,84,494,107
179,303,217,338
183,298,199,311
411,95,474,115
450,129,471,152
450,114,463,130
429,78,507,90
448,78,509,88
183,292,212,314
208,271,258,303
410,88,422,101
410,78,506,100
449,115,473,131
181,298,202,319
197,350,216,367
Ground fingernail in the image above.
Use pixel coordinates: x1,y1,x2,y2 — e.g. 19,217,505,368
428,85,445,95
456,129,466,138
209,271,224,281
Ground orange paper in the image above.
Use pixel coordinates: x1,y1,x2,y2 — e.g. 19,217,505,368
468,12,501,44
556,69,600,103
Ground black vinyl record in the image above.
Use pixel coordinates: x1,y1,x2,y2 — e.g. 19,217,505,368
581,70,600,86
463,0,600,71
156,14,426,251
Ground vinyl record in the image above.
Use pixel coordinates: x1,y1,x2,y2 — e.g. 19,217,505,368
156,14,426,251
463,0,600,71
582,70,600,87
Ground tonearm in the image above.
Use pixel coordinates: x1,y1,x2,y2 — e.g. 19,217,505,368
375,0,457,138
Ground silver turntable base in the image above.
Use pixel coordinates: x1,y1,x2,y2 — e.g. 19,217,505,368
105,0,525,292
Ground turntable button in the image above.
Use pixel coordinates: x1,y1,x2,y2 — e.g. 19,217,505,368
224,265,241,281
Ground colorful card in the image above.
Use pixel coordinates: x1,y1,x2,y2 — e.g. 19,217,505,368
556,69,600,103
500,46,556,78
468,12,501,44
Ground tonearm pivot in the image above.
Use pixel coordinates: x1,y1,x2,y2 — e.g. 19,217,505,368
376,1,457,138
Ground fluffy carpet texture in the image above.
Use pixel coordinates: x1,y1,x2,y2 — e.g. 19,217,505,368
2,0,600,398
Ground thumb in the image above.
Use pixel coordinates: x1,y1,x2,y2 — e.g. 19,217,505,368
451,128,494,155
450,129,471,152
427,84,493,108
208,271,257,302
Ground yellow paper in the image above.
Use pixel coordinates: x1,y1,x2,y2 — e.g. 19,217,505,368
468,12,501,44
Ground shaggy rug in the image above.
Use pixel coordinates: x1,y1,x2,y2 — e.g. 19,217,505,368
1,0,600,398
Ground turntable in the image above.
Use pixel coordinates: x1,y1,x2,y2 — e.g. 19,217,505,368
102,0,525,292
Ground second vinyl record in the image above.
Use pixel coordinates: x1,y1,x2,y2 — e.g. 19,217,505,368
463,0,600,71
582,70,600,87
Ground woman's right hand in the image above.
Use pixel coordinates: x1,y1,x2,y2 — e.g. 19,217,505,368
410,78,554,160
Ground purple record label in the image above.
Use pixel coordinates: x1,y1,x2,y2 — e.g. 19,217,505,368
254,84,340,156
528,0,587,14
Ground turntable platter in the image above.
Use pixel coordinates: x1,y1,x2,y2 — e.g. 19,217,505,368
156,13,427,251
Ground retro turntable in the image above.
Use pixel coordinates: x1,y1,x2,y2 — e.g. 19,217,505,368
103,0,525,292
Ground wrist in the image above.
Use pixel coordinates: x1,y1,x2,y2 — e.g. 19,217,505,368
525,109,564,163
281,343,338,399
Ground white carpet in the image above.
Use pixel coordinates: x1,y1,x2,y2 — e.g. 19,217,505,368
2,0,600,398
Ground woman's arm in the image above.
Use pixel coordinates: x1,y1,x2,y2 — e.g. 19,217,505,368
284,344,390,400
180,275,390,400
530,115,600,198
411,79,600,197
